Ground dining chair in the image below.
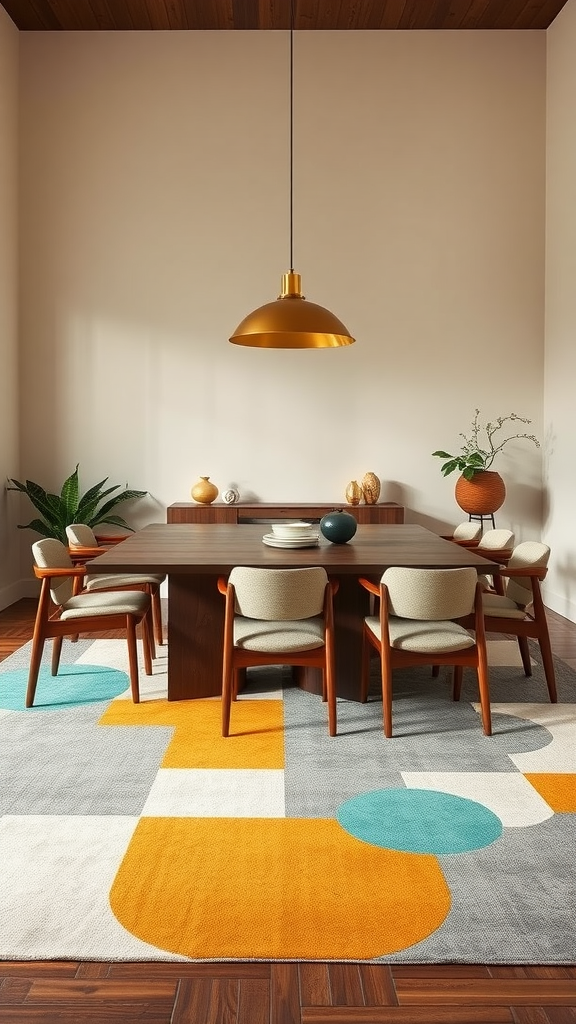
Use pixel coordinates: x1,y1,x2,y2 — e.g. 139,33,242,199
217,566,338,737
359,566,491,737
473,528,515,594
459,540,556,703
444,522,482,545
66,523,165,650
28,538,154,708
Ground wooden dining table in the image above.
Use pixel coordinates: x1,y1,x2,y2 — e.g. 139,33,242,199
86,523,499,702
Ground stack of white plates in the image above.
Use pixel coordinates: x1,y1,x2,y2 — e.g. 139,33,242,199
262,521,319,548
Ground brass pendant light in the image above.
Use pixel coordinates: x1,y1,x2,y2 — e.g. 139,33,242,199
229,14,355,350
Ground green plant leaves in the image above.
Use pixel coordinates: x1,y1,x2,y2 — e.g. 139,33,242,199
432,411,539,481
7,468,148,544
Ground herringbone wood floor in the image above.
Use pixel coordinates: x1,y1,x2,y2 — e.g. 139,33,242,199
1,598,575,1024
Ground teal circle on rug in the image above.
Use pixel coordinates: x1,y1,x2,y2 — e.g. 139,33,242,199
336,788,502,854
0,665,130,711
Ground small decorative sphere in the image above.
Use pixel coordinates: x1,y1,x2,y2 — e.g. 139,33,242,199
320,510,358,544
222,488,240,505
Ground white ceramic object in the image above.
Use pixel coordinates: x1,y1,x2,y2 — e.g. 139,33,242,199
262,533,319,549
271,521,316,539
222,488,240,505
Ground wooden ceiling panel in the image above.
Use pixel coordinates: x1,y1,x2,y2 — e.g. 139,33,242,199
0,0,569,30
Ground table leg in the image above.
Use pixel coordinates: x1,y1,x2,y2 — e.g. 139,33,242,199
167,574,223,699
167,572,370,702
299,573,370,702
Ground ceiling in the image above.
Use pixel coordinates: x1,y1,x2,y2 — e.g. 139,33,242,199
0,0,570,31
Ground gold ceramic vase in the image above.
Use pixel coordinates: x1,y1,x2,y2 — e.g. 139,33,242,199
345,480,363,505
191,476,219,505
361,472,381,505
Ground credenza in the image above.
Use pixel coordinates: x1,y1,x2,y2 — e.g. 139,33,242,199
167,501,405,525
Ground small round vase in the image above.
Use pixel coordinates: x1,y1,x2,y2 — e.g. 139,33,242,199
454,471,506,515
191,476,219,505
320,510,358,544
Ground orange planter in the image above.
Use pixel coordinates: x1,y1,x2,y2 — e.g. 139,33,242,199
454,471,506,515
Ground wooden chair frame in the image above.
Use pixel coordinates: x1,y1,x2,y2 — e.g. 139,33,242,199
359,575,491,737
217,575,338,738
27,563,153,708
68,538,164,652
459,565,557,703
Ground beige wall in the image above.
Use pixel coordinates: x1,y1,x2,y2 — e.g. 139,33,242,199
4,26,560,609
544,0,576,620
0,6,19,608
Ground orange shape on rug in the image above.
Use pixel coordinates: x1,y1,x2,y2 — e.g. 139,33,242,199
110,817,450,960
99,698,284,769
524,773,576,812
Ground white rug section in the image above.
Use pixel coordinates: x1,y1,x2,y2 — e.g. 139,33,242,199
484,703,576,772
0,815,185,960
401,771,553,826
76,639,169,701
486,640,528,667
141,768,286,817
236,685,284,700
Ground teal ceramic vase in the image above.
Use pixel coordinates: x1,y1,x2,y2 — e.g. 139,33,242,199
319,510,358,544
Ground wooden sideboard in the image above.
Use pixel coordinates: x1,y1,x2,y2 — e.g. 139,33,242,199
167,501,404,525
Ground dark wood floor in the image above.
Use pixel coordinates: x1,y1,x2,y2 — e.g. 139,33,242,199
1,598,575,1024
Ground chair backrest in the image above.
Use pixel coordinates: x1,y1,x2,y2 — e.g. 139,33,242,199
66,523,98,547
381,566,478,621
505,541,551,606
452,522,481,542
228,566,328,621
477,528,515,551
32,538,75,607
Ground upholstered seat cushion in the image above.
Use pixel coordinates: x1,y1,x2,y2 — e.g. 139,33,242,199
60,590,150,619
365,615,475,653
233,615,325,653
481,593,527,619
86,573,164,589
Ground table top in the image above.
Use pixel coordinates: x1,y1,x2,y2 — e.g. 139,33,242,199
86,523,499,576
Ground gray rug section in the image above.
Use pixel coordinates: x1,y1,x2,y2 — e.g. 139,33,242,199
0,641,172,816
0,705,172,816
282,645,576,963
283,646,570,820
1,638,98,669
384,815,576,964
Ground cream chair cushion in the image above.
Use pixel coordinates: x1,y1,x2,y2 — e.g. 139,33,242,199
452,522,481,542
229,566,327,621
228,566,328,653
32,539,149,618
482,541,550,612
476,528,515,551
365,566,477,654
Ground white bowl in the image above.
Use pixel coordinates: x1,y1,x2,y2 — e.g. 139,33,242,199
271,521,317,539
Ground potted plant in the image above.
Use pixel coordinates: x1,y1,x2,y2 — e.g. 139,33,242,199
7,464,147,545
432,410,540,515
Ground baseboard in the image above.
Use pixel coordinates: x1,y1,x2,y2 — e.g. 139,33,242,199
542,584,576,625
0,577,39,612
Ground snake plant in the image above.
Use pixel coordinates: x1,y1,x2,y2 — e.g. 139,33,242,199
7,464,147,544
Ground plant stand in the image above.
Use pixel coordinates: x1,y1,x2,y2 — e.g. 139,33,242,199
468,512,496,533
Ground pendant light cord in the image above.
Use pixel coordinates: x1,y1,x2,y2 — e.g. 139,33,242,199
289,0,294,273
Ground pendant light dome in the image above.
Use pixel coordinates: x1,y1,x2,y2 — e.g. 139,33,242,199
229,273,355,349
229,21,355,350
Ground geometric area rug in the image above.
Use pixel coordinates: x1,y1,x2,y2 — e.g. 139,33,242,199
0,637,575,964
